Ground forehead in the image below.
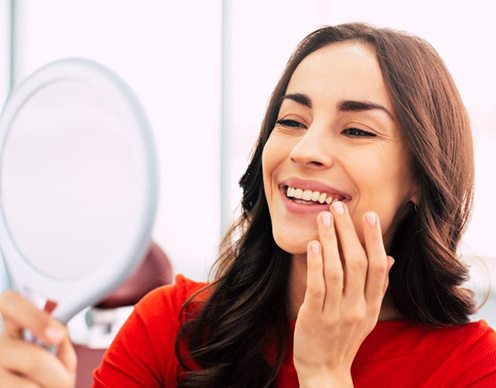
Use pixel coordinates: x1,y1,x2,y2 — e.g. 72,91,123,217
286,42,393,113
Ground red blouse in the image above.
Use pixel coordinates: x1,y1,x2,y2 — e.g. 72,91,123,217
93,274,496,387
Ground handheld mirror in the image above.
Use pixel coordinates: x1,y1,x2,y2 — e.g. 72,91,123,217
0,58,158,325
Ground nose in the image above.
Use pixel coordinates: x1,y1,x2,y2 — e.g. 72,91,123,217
289,124,334,169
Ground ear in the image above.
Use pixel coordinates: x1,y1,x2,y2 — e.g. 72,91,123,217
409,185,420,207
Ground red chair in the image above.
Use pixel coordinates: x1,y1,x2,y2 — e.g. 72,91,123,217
71,242,173,388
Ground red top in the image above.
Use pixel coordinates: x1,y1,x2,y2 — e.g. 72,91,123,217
93,274,496,387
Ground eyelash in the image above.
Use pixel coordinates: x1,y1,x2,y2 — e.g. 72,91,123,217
344,128,376,138
275,119,376,138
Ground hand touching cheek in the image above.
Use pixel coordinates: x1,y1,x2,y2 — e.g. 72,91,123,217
294,201,394,388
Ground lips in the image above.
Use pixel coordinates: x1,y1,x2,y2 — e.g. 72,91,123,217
279,177,352,201
278,177,352,215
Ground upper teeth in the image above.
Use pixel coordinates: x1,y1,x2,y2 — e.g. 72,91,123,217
286,186,345,204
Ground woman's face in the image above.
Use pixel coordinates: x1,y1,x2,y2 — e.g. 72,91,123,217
262,41,418,255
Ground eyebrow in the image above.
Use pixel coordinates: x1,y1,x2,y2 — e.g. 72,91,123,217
281,93,395,121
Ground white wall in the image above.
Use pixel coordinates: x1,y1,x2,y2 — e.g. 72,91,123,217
0,0,11,291
0,0,9,108
13,0,222,282
5,0,496,287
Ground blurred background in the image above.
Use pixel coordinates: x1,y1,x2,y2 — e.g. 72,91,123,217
0,0,495,323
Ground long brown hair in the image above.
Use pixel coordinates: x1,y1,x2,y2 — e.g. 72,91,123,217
175,23,476,387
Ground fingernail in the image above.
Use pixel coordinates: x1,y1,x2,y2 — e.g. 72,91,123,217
45,327,64,343
366,212,377,226
311,241,320,254
321,212,331,226
332,201,345,215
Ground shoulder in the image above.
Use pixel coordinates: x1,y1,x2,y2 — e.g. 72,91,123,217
376,319,496,360
354,320,496,386
417,320,496,357
363,318,496,350
134,273,209,322
440,320,496,362
93,274,209,387
427,320,496,385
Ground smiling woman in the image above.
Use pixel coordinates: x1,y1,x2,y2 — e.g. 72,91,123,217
263,42,416,258
0,22,495,388
164,24,494,387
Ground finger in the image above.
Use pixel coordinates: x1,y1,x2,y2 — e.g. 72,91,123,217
0,291,65,344
0,369,42,388
302,240,325,313
362,212,389,305
0,336,73,388
317,211,343,313
329,201,367,300
56,334,77,373
383,256,395,293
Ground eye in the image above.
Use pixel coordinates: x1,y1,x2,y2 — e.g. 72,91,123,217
275,119,306,128
343,127,376,138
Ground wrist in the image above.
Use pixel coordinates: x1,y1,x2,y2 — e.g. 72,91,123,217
298,370,353,388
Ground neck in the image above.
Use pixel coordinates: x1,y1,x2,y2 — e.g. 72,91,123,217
288,253,403,321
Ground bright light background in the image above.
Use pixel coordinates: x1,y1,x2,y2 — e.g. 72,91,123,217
11,0,223,282
0,0,8,107
0,0,495,291
0,0,10,290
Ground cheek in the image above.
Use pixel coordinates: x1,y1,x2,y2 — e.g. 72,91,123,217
348,150,412,231
261,136,316,254
261,135,286,196
261,143,273,199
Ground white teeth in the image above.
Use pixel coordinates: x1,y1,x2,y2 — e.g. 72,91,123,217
302,190,313,200
285,185,346,204
318,193,326,203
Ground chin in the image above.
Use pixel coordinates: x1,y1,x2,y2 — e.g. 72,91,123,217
272,228,316,255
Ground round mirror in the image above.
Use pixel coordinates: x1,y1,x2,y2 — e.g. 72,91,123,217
0,58,158,324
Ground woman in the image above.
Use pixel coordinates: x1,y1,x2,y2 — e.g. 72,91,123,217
0,23,495,387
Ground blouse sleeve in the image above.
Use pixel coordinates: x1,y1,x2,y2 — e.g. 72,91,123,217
92,275,190,387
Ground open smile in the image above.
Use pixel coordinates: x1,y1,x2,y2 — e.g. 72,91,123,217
279,184,351,215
